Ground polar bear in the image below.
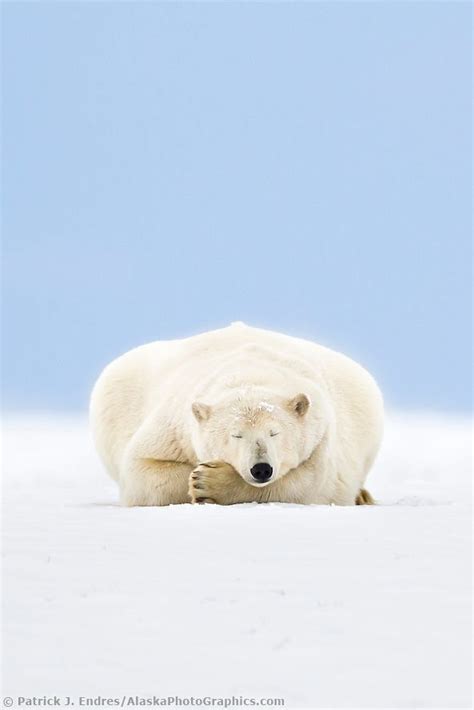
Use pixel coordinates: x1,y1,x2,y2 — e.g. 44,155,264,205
90,322,383,506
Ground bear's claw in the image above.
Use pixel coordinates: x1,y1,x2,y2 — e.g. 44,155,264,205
189,460,237,505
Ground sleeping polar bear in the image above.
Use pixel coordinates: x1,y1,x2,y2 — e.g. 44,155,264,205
90,322,383,506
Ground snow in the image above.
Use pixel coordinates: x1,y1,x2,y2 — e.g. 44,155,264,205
257,402,275,413
2,413,472,708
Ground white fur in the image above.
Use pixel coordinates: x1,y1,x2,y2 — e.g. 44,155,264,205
90,323,384,506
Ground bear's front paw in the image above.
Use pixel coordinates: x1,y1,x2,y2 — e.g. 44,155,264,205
189,460,238,505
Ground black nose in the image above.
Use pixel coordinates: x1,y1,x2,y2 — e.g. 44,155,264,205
250,463,273,483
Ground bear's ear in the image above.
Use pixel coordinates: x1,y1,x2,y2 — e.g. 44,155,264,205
192,402,212,422
288,393,310,418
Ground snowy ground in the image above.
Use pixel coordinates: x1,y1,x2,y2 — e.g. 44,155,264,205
2,413,472,709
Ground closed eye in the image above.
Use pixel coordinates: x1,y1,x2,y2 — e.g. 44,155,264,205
270,432,280,437
232,434,243,439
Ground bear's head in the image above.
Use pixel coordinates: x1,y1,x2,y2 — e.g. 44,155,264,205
190,387,327,487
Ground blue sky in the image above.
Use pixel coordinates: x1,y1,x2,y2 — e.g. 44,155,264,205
2,2,471,412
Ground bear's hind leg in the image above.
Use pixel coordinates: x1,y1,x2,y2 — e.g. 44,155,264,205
355,488,375,505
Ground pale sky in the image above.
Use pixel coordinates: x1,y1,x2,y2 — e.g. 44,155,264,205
3,2,471,411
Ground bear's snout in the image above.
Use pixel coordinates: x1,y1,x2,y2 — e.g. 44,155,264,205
250,462,273,483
